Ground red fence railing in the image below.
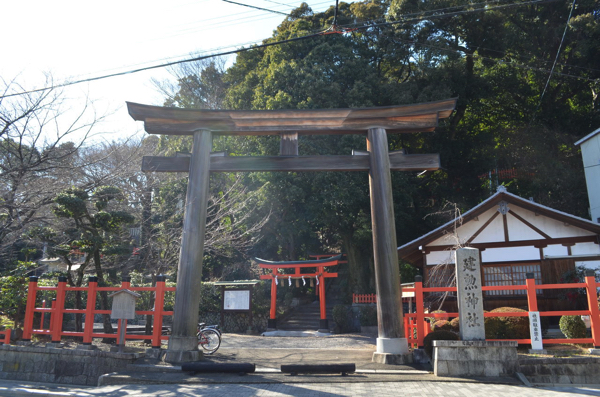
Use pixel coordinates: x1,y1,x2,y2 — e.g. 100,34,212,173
15,270,600,351
0,329,10,345
402,271,600,349
22,275,174,348
353,293,377,304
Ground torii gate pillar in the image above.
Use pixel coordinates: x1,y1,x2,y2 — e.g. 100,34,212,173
164,129,212,363
368,128,410,363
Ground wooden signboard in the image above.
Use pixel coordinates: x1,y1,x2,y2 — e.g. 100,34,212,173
223,290,251,311
109,289,140,320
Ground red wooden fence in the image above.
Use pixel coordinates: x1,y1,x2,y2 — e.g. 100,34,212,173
15,271,600,350
22,275,174,348
402,272,600,349
0,329,10,345
353,272,600,349
353,293,377,304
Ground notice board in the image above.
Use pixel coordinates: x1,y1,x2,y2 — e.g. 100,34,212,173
223,289,251,311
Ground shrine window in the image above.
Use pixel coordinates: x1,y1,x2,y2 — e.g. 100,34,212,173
482,262,542,296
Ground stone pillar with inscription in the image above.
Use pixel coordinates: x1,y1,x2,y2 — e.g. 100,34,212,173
432,247,519,378
455,247,485,341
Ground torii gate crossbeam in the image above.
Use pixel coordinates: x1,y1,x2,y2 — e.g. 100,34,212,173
128,98,457,364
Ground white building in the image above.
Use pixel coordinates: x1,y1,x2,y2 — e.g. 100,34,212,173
397,186,600,311
575,127,600,223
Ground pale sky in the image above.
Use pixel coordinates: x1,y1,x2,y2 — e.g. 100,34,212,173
1,0,335,141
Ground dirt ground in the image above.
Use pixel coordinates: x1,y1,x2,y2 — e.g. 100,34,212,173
27,332,595,359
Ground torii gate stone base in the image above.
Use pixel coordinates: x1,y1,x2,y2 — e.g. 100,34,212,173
128,99,457,364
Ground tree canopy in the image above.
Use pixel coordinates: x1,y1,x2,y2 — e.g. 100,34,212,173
155,0,599,293
3,1,598,303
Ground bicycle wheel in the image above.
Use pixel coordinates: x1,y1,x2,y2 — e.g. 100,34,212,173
198,329,221,354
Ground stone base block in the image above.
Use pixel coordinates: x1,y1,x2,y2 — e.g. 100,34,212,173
146,347,163,359
433,340,518,377
109,346,127,353
412,348,430,364
589,349,600,356
372,352,413,365
76,344,98,351
163,350,203,364
319,319,329,332
46,343,65,349
376,337,409,354
528,349,548,355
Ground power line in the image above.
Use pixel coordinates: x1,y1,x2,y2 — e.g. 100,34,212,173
534,0,577,113
0,33,324,99
221,0,288,16
262,0,297,8
0,0,580,100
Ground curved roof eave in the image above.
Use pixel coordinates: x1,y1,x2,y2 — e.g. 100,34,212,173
397,190,600,260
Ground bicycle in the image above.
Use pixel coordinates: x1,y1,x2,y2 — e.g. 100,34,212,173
197,322,221,354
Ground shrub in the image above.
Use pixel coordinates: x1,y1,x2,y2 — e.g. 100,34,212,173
332,305,352,333
484,307,529,339
423,330,459,359
358,305,377,327
559,315,587,339
559,266,588,307
432,320,454,332
427,310,447,327
449,317,460,333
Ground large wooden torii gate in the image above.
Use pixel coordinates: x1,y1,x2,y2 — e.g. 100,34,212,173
128,98,456,363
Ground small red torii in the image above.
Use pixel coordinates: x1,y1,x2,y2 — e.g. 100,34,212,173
256,255,342,332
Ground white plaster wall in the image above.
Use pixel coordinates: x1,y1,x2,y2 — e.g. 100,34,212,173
573,241,600,270
505,209,546,240
427,232,464,247
427,246,540,265
426,203,596,248
510,206,594,238
571,242,600,255
481,246,540,263
575,260,600,270
426,242,600,267
470,211,506,243
580,135,600,224
542,244,569,257
427,207,500,246
426,250,455,265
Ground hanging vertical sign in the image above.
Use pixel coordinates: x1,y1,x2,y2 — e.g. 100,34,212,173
529,311,543,350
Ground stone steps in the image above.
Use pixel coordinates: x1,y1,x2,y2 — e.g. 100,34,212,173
278,303,333,331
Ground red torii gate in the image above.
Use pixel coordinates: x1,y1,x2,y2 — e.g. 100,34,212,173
256,255,341,332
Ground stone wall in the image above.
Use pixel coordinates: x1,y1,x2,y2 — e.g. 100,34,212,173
201,312,269,333
433,340,519,377
0,345,143,386
519,357,600,385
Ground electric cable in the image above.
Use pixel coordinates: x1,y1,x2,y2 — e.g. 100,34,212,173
533,0,577,115
221,0,288,16
263,0,297,8
0,0,581,99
